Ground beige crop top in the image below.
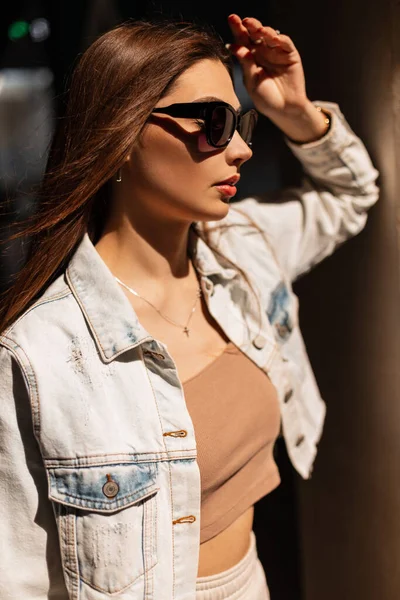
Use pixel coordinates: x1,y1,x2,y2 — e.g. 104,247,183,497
183,342,281,544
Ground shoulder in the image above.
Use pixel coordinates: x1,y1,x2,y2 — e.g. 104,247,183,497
196,199,267,250
223,198,266,228
198,197,280,256
195,199,285,286
0,273,81,361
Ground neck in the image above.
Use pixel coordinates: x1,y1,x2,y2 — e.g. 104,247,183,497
95,214,196,293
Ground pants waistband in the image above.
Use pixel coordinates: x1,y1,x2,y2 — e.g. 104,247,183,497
195,530,257,590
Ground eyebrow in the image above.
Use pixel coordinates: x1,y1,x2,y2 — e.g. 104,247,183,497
191,96,242,112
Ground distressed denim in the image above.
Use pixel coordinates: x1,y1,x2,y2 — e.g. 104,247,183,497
0,102,379,599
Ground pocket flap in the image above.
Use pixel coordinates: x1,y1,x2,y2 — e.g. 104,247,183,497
47,462,159,513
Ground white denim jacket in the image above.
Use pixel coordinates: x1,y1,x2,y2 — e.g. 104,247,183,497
0,102,379,599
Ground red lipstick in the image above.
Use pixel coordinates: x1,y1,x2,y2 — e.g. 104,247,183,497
214,174,240,200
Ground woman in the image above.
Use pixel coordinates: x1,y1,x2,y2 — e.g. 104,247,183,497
0,14,378,600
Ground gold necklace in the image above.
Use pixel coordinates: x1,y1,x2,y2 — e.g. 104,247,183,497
115,276,202,337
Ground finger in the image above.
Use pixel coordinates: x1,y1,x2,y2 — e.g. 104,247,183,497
252,48,295,67
229,44,261,79
227,14,251,47
242,16,268,41
251,31,297,56
268,33,296,53
242,16,265,31
242,18,295,53
253,26,281,47
252,32,297,58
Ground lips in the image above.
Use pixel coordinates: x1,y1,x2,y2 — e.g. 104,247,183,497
213,174,240,202
215,174,240,186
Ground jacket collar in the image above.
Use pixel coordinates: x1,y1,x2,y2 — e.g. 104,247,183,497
189,224,237,280
66,234,151,363
66,232,236,362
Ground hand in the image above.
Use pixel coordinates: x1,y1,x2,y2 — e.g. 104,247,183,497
227,14,308,119
227,14,330,143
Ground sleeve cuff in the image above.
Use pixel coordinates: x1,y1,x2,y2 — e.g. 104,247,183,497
285,101,356,164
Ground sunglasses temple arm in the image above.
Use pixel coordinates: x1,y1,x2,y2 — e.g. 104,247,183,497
151,105,206,119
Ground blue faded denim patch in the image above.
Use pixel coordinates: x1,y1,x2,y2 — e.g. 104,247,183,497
267,282,293,342
48,462,159,511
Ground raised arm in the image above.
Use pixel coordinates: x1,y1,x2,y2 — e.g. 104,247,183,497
227,15,379,280
233,102,379,280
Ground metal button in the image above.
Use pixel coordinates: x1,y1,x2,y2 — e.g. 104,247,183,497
102,475,119,498
173,515,196,525
163,430,188,438
295,435,305,448
284,389,294,403
252,335,266,350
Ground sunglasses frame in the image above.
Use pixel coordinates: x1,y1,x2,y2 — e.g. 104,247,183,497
151,101,258,149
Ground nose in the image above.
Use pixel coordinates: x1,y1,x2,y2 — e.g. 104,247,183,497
226,130,253,166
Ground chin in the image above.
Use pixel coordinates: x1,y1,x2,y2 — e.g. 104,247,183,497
194,199,230,223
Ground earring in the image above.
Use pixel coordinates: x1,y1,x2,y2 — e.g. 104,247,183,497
116,168,122,183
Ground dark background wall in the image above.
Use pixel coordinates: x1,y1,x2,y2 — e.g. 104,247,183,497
269,0,400,599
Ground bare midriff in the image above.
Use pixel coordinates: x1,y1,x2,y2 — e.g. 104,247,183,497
197,506,254,577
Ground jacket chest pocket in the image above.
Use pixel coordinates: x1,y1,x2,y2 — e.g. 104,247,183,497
47,462,159,596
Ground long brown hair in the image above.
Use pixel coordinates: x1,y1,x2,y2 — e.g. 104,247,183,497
0,19,233,333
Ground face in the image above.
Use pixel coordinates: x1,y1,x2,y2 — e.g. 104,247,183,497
122,59,253,225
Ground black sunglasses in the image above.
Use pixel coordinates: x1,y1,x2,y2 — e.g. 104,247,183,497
151,101,258,149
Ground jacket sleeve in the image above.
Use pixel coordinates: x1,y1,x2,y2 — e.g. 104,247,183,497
234,101,380,282
0,345,67,599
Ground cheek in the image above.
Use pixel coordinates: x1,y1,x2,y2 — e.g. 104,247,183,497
132,147,197,193
139,138,198,182
132,126,217,193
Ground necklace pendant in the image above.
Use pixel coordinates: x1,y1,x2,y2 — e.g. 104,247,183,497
183,327,190,337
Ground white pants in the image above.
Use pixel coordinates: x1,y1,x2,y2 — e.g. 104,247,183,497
195,531,270,599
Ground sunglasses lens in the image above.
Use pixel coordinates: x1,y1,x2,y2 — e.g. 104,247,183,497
239,111,257,145
210,106,235,147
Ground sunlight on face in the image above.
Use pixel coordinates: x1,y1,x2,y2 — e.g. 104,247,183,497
123,59,253,226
